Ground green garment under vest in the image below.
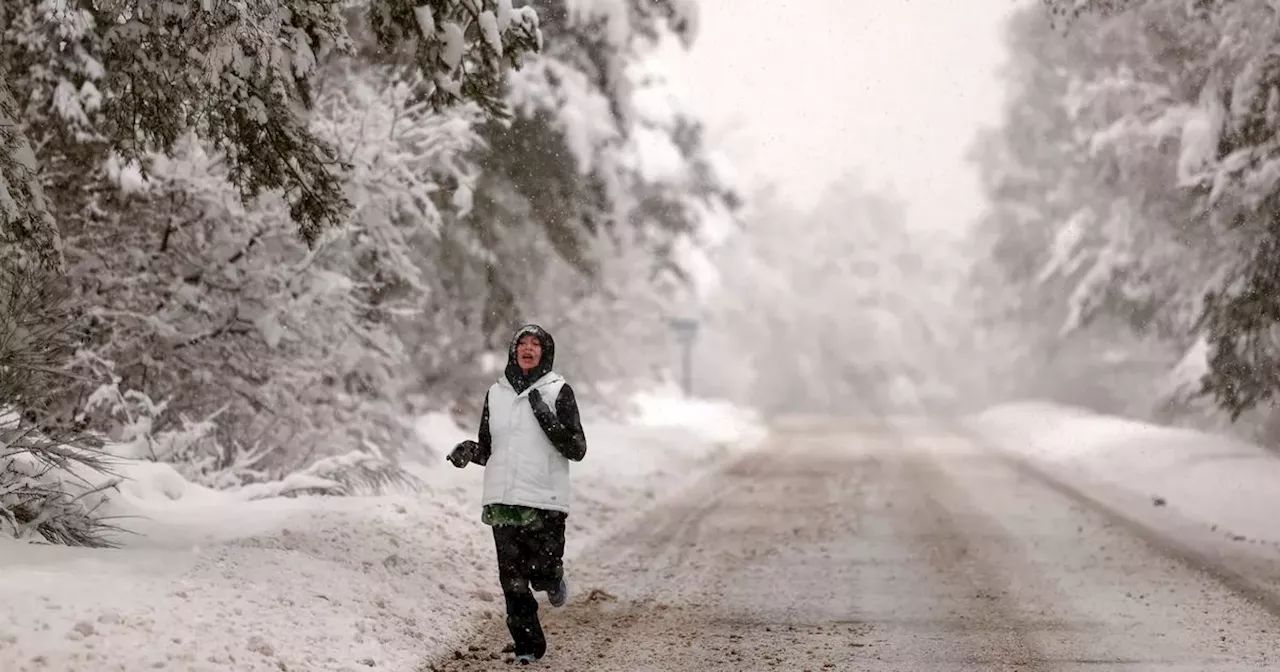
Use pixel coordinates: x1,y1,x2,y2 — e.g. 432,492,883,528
482,503,545,528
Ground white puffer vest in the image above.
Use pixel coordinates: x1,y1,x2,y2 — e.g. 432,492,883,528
481,371,572,513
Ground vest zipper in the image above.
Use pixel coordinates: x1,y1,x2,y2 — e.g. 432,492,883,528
503,390,520,502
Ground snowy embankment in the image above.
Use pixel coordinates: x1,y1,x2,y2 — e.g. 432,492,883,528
966,401,1280,550
0,391,765,672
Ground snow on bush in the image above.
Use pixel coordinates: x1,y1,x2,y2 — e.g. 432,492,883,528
0,404,429,550
0,409,121,548
235,450,426,500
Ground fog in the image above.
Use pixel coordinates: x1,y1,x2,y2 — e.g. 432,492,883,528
663,0,1280,444
653,0,1019,416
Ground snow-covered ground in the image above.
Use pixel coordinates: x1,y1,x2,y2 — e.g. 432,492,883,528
0,391,765,672
967,401,1280,550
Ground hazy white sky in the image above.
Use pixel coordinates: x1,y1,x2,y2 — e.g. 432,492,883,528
667,0,1023,237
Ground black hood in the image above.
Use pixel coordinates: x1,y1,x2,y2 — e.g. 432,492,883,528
504,324,556,393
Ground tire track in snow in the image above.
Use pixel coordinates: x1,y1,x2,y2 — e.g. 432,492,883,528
869,441,1052,670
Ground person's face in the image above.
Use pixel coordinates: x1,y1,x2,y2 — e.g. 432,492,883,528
516,335,542,372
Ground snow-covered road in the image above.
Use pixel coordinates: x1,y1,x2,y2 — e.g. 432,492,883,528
431,418,1280,671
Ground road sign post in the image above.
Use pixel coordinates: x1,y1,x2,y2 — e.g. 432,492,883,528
669,317,699,397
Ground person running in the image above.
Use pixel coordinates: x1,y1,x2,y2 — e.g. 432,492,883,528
447,324,588,664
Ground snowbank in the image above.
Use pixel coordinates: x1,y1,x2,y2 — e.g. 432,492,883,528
968,401,1280,549
0,391,765,672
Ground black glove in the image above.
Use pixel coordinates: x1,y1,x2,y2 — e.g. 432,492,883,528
448,440,479,468
528,389,556,423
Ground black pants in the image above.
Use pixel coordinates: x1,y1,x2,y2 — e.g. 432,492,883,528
492,511,567,658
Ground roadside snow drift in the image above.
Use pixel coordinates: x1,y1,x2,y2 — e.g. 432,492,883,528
968,401,1280,549
0,392,765,672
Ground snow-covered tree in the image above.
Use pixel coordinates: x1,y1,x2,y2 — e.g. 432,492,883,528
336,2,737,405
977,0,1280,432
967,6,1133,406
0,0,543,248
53,55,502,487
414,0,739,395
0,75,60,268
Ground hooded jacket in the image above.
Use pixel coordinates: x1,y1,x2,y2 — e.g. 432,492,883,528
469,325,587,514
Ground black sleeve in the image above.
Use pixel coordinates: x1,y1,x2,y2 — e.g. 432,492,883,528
530,384,588,461
473,391,493,466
